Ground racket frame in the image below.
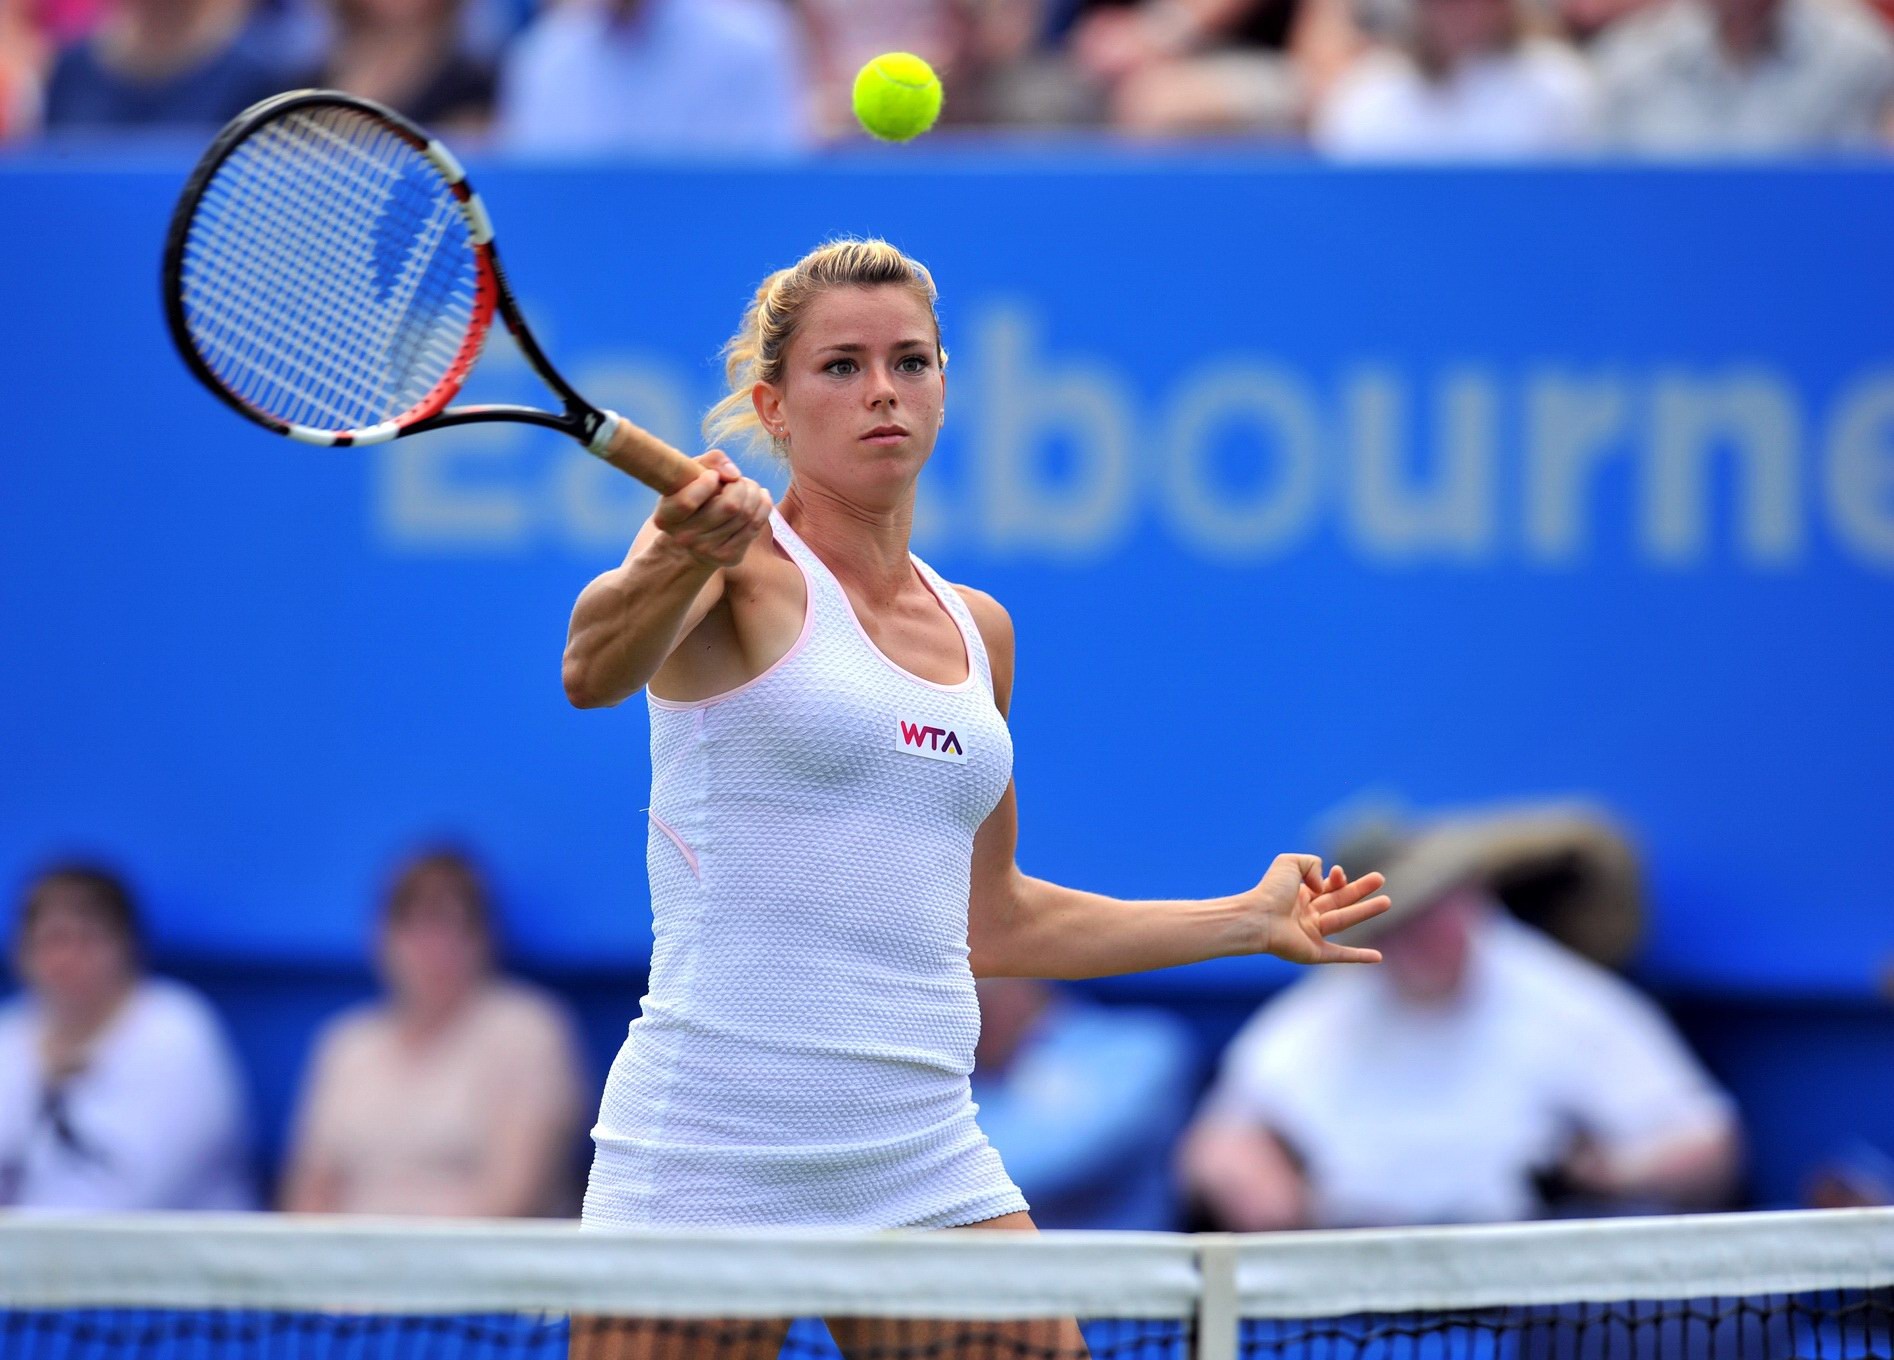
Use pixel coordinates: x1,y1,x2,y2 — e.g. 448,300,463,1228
162,89,615,452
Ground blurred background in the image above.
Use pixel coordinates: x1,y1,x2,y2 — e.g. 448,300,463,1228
2,0,1892,1235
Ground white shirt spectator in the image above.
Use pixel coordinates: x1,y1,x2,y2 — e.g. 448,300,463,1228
1594,0,1894,154
1315,41,1598,158
1200,913,1733,1227
496,0,813,155
0,979,254,1211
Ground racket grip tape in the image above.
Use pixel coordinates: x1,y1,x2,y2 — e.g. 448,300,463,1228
587,410,706,497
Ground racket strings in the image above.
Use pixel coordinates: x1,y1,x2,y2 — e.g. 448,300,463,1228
178,104,482,434
188,132,443,427
188,121,419,422
239,113,475,422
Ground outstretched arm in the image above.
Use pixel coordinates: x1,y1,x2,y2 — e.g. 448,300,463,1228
958,588,1390,981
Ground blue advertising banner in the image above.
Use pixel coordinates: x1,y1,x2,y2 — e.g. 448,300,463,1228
3,156,1891,996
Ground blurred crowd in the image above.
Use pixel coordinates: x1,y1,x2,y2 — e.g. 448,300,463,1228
6,800,1885,1230
3,0,1894,153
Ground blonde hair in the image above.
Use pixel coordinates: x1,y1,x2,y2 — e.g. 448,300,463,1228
703,238,947,457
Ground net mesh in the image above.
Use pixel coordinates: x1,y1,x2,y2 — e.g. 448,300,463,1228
1242,1293,1894,1360
177,103,484,434
0,1312,1185,1360
0,1210,1887,1360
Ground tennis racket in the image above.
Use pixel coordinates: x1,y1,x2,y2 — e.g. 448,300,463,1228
162,89,702,495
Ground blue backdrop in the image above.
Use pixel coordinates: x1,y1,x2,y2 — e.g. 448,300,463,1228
2,156,1891,1003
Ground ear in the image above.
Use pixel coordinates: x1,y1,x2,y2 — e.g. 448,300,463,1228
751,380,786,442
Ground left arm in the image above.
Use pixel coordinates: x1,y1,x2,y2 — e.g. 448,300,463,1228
956,588,1390,981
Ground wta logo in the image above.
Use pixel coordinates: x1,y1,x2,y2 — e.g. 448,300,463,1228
896,719,968,765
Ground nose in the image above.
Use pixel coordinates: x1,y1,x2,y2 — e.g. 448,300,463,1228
865,360,898,408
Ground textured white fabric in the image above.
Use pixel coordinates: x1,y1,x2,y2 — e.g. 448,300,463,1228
584,512,1025,1229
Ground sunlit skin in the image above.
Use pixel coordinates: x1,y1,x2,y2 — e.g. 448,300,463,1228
560,278,1391,1279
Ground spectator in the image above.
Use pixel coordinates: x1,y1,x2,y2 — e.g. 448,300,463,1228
293,0,494,131
1179,805,1741,1230
0,864,255,1210
1593,0,1894,153
495,0,813,155
1313,0,1596,156
1,0,47,139
41,0,291,132
971,978,1198,1229
281,848,586,1217
1067,0,1308,135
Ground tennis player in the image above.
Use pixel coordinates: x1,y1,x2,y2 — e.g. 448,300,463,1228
562,239,1388,1354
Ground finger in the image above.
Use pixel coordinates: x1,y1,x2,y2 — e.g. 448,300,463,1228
654,469,723,529
689,501,764,549
1319,943,1384,965
1290,856,1325,894
699,449,741,481
679,478,764,532
1318,895,1392,936
1316,872,1386,911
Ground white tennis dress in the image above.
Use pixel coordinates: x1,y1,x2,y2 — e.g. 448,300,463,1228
582,510,1026,1229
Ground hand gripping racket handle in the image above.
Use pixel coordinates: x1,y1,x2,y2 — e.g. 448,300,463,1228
587,411,714,497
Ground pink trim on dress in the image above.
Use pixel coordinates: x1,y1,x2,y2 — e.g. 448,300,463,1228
646,810,700,879
647,516,816,711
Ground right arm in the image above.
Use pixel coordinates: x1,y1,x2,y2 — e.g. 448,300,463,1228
561,450,772,709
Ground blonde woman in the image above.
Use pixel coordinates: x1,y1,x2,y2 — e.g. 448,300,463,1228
561,238,1389,1346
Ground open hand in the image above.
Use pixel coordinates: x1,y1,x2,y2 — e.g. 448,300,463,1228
1246,855,1390,965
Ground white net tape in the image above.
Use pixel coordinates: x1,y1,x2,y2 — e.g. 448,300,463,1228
180,106,482,433
0,1210,1889,1360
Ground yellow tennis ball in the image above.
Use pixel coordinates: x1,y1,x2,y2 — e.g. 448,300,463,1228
852,52,943,143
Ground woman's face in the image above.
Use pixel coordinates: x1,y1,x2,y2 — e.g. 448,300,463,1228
16,892,135,1024
378,873,488,1015
755,285,945,506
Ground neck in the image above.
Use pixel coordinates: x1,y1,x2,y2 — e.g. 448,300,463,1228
394,982,480,1046
779,481,918,603
41,978,137,1072
1717,3,1778,60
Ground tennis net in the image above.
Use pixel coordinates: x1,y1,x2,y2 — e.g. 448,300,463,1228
0,1207,1887,1360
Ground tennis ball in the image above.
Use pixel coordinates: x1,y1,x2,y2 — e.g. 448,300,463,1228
852,52,943,143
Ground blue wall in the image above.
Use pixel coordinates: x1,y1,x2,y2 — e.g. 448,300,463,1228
3,156,1892,1202
4,156,1889,989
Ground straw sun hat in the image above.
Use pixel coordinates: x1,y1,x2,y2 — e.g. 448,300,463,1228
1328,801,1645,967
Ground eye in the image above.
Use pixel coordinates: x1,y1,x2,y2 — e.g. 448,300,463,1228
825,358,858,375
897,354,931,373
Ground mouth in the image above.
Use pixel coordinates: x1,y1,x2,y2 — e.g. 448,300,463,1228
861,425,909,444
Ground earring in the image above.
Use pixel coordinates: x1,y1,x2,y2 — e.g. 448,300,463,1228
770,429,789,458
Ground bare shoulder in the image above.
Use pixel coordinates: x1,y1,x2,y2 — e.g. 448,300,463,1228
951,584,1015,712
951,584,1014,655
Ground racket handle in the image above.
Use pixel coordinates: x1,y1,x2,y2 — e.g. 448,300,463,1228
587,410,706,496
